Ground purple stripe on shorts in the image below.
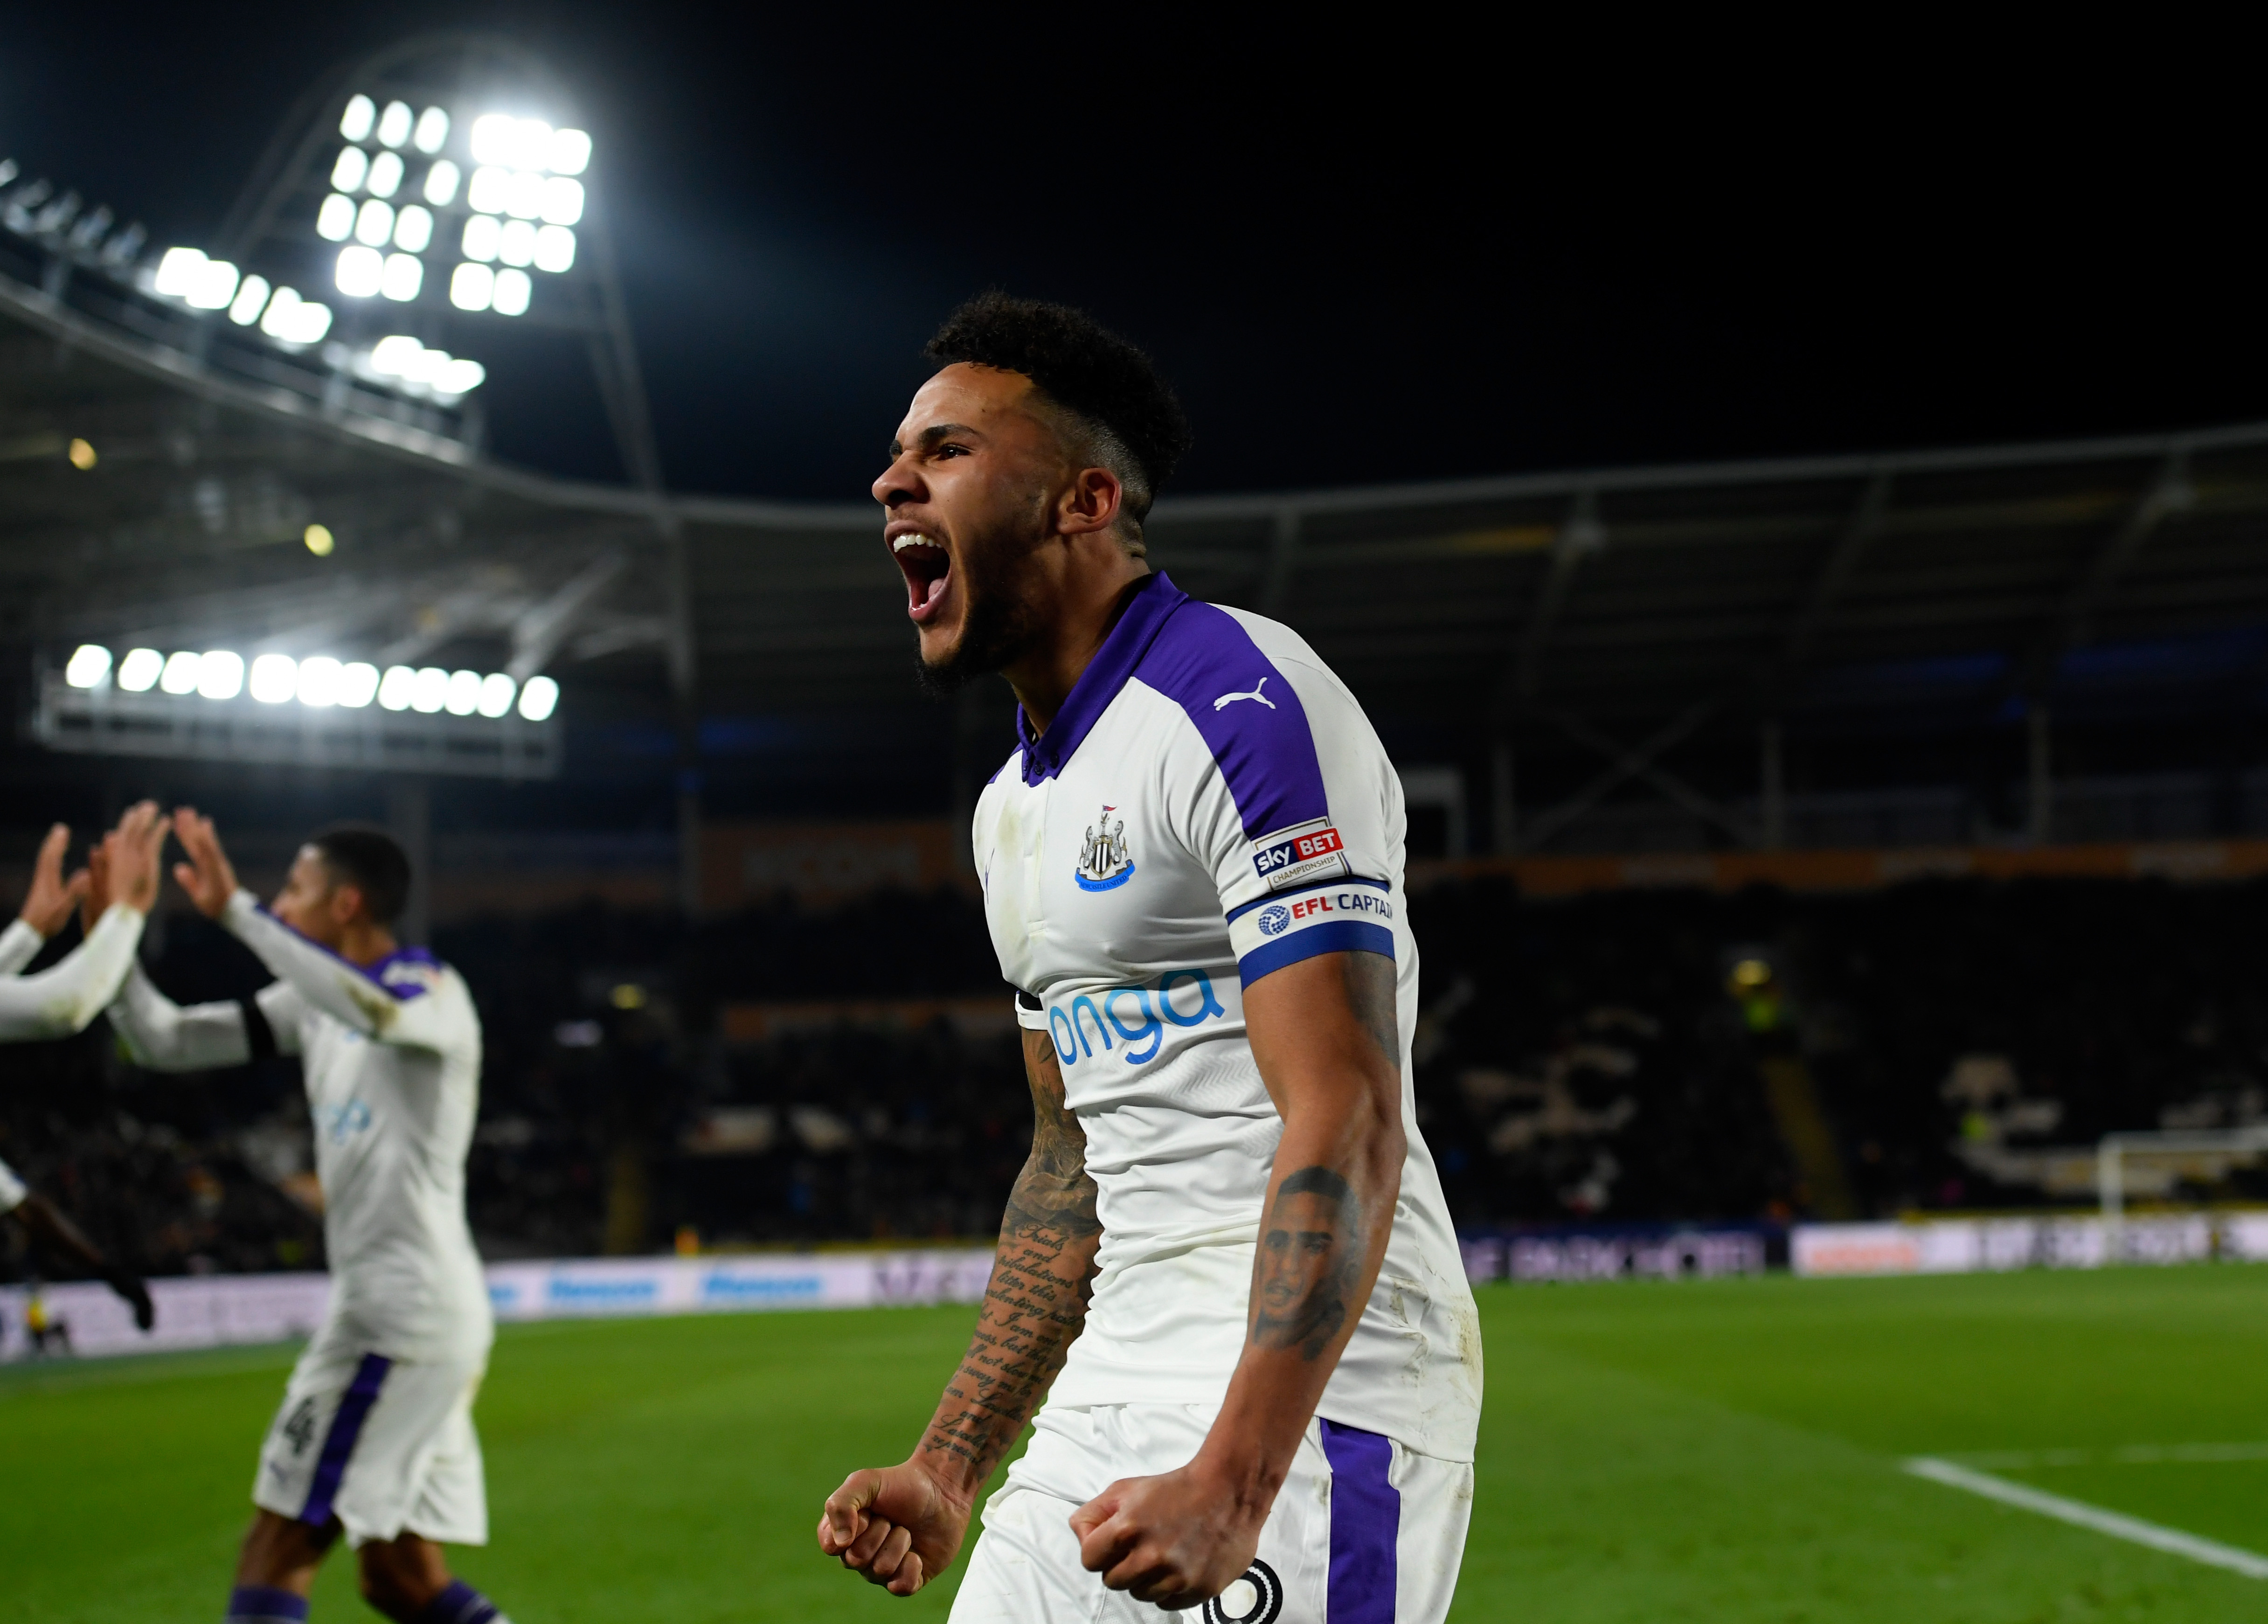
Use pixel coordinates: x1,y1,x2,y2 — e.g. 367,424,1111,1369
298,1353,392,1527
1321,1418,1400,1624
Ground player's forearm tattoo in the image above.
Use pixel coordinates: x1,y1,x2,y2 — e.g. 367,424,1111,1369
921,1032,1101,1482
1252,1165,1362,1360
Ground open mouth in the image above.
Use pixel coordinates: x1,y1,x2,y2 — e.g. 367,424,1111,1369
892,532,952,624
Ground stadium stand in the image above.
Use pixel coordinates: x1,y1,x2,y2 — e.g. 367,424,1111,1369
11,153,2268,1288
12,864,2268,1291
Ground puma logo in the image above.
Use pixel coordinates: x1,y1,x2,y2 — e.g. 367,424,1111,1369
1213,677,1276,711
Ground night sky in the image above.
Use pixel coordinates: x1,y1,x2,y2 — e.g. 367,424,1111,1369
5,14,2256,501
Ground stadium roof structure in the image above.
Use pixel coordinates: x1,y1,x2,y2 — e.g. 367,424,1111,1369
9,218,2268,844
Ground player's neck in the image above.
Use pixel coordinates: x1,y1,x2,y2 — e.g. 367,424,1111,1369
1005,554,1151,736
333,921,399,968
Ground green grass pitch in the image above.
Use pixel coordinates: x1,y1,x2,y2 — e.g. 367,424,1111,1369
7,1265,2267,1621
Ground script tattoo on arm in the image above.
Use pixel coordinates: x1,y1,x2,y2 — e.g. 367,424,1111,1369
919,1029,1103,1485
1252,1166,1362,1359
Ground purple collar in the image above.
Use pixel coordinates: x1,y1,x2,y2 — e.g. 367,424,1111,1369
1017,572,1187,785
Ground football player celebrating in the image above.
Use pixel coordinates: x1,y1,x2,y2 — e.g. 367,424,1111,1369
100,812,511,1624
819,295,1481,1621
2,808,165,1334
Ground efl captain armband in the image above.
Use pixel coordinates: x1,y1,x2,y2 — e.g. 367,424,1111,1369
1226,877,1395,984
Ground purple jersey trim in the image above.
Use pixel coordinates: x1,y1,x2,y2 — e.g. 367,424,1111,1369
253,906,440,1002
298,1352,392,1527
1237,919,1395,986
1131,598,1332,839
1321,1418,1400,1624
1016,573,1182,786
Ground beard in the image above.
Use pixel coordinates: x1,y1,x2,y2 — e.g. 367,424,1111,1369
913,519,1046,698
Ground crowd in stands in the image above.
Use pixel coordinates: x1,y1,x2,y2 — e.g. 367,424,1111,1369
8,872,2268,1287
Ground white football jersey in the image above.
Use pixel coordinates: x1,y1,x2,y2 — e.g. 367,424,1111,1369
975,572,1482,1462
110,891,491,1364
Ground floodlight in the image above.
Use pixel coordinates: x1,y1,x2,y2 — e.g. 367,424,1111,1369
185,257,241,311
197,651,244,701
506,119,553,169
295,655,343,707
393,203,433,252
65,645,112,688
548,128,591,176
227,274,271,326
160,651,201,694
304,522,335,555
68,439,96,469
263,289,332,344
378,665,417,710
340,94,377,142
380,253,423,302
117,648,163,692
504,171,544,220
263,285,309,333
377,100,414,150
434,357,486,395
331,146,371,193
492,268,531,316
470,113,518,166
450,262,495,310
370,333,424,375
498,219,536,267
477,672,517,717
338,662,380,708
153,246,206,297
533,225,575,274
411,667,449,713
517,674,559,721
316,193,356,241
250,653,298,704
461,214,501,262
414,105,451,154
423,159,460,206
444,669,483,715
335,246,383,297
354,198,395,246
367,150,405,200
539,177,584,226
467,165,510,214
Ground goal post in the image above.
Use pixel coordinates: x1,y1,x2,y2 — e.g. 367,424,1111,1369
2098,1128,2268,1258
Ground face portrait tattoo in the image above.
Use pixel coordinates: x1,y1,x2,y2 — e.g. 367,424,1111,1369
1253,1169,1359,1360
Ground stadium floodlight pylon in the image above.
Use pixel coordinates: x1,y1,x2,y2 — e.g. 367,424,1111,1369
213,31,702,896
2096,1126,2268,1260
213,32,666,501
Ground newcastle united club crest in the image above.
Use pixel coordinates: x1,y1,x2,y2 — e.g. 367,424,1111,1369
1075,804,1136,891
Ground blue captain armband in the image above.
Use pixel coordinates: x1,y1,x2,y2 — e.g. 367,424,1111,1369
1228,877,1396,984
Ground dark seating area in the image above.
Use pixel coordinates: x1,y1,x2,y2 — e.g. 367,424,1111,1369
8,874,2268,1285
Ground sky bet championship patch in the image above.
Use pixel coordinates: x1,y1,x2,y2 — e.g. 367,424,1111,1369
1253,817,1351,890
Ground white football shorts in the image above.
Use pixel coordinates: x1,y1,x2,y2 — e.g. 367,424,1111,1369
949,1402,1473,1623
252,1344,488,1548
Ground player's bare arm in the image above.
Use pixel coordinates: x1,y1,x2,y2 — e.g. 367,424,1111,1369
818,1027,1103,1596
1068,948,1404,1609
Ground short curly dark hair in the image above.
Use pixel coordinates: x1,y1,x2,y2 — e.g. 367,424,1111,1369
926,291,1192,547
310,824,412,926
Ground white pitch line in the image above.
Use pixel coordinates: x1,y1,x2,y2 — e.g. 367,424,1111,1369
1956,1443,2268,1470
1904,1457,2268,1581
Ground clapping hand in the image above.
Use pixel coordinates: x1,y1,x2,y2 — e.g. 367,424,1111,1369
15,823,89,938
101,802,172,916
168,805,237,919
